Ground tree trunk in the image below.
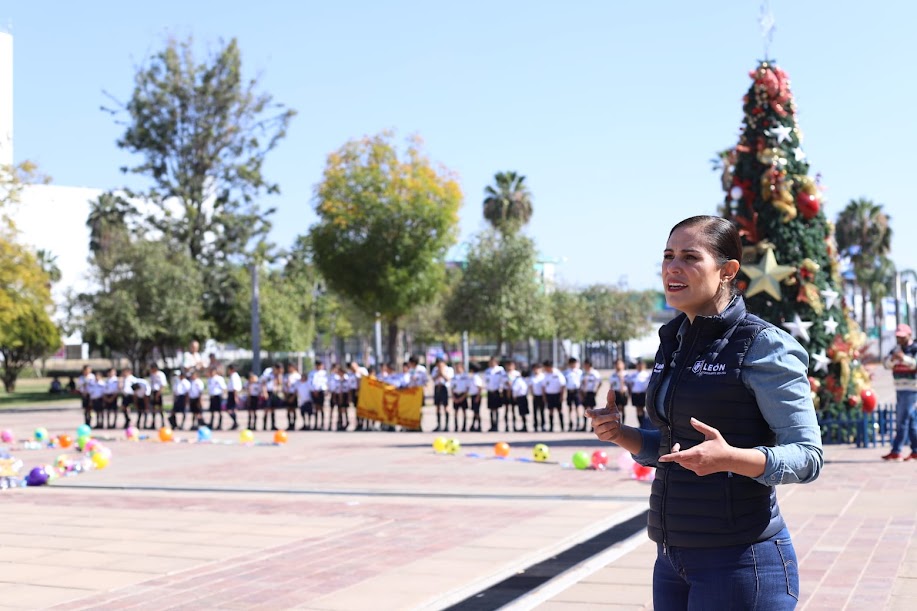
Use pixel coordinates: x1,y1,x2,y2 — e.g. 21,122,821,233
861,286,869,333
386,320,402,365
1,365,19,392
876,299,884,357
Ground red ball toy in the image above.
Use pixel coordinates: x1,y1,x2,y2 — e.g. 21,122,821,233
860,389,878,413
633,463,654,481
591,450,609,469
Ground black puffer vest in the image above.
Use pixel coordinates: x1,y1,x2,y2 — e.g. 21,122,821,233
646,297,786,548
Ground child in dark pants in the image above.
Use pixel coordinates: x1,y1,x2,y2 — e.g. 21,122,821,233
530,363,545,432
246,372,261,430
170,371,189,429
468,364,484,432
187,370,205,430
451,362,469,433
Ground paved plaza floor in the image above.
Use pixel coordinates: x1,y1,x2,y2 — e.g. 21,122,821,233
0,365,915,610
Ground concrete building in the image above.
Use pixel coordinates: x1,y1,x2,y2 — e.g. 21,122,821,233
1,31,99,355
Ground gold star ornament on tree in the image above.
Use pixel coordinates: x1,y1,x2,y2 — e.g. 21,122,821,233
742,247,796,300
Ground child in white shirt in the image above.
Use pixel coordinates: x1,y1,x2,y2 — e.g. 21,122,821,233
226,364,242,430
170,371,190,429
120,368,139,429
246,372,262,430
207,368,227,429
132,378,152,429
187,370,205,430
295,375,313,431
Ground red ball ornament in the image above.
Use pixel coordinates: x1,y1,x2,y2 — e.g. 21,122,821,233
796,191,820,220
847,395,860,408
860,389,878,413
808,376,821,392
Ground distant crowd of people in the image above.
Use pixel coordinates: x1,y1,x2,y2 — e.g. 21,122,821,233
72,341,653,434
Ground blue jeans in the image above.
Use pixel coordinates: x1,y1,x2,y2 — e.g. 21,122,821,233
891,390,917,454
653,527,799,610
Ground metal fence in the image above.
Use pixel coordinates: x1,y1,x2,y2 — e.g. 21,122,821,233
818,404,898,447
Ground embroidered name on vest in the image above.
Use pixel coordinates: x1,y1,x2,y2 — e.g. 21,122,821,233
653,363,665,373
692,360,727,376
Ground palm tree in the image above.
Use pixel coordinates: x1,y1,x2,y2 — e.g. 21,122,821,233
34,249,61,285
482,171,533,236
864,255,896,355
835,198,893,329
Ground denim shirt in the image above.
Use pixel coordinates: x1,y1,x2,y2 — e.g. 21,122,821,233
634,322,824,486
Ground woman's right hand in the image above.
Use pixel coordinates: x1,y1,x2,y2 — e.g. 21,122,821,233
586,392,623,443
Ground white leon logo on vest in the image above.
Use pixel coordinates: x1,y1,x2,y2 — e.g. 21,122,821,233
653,363,665,373
692,360,727,376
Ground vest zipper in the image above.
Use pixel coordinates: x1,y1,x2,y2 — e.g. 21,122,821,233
660,325,701,554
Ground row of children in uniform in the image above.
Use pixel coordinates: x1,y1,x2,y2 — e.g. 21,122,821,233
75,355,653,434
423,357,653,433
76,360,371,432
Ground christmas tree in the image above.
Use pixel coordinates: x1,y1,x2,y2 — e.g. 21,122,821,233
720,60,874,419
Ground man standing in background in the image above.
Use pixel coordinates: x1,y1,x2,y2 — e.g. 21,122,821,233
882,324,917,461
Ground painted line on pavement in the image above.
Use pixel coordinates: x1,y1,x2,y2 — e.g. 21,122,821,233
414,505,649,611
501,527,650,611
49,482,648,502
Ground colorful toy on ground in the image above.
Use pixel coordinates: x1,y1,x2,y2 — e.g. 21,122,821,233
591,450,609,469
533,443,550,462
494,442,510,457
158,427,174,442
444,438,461,455
197,426,212,442
572,451,591,470
26,465,52,486
632,463,655,482
91,452,110,470
273,430,288,444
33,428,49,443
239,429,255,444
432,437,448,453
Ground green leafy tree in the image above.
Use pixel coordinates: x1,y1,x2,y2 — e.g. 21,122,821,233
404,272,461,352
444,230,552,354
0,302,60,392
0,237,59,391
34,249,61,285
834,198,893,329
550,288,589,343
108,36,295,338
720,61,871,417
581,285,655,344
482,171,533,237
86,191,136,283
80,239,211,370
227,260,317,353
309,132,462,362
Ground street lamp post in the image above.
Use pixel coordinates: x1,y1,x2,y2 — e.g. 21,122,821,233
251,263,261,375
374,313,383,367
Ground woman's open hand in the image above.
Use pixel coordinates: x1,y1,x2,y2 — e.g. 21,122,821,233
658,417,734,476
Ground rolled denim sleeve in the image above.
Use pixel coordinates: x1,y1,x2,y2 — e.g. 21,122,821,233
743,327,824,486
633,428,662,466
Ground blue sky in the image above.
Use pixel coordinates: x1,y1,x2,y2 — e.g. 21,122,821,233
5,1,915,290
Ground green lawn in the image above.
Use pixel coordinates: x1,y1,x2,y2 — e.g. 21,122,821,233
0,378,81,409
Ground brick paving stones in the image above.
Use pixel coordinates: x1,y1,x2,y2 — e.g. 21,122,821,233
0,365,912,610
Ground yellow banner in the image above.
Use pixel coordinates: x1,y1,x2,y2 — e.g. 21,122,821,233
356,377,423,430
